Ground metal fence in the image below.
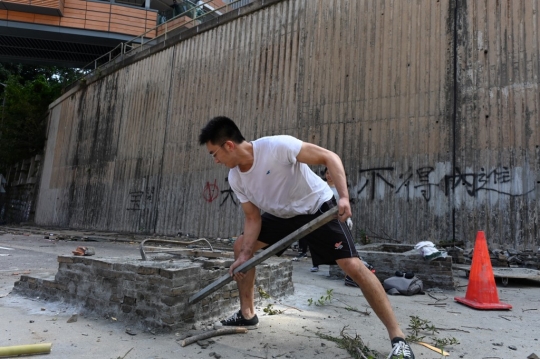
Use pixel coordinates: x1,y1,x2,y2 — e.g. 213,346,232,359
79,0,245,76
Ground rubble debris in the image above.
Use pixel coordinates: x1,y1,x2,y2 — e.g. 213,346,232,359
441,242,540,270
181,328,247,347
72,246,95,256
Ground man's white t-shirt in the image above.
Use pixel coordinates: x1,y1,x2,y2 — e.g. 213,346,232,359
228,135,333,218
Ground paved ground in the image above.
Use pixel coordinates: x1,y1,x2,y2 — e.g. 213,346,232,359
1,229,539,359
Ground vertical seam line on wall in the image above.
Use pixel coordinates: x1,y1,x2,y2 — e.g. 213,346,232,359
153,48,178,234
452,0,458,243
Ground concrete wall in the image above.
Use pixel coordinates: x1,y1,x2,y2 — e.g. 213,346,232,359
35,0,540,250
0,155,43,224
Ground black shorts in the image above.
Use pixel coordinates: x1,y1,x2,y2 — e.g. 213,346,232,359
257,199,358,265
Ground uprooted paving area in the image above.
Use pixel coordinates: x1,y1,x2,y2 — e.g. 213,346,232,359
1,228,539,359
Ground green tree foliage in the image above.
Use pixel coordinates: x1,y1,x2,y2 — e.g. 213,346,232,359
0,63,82,173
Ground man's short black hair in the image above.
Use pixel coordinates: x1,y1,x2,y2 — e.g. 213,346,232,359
199,116,246,145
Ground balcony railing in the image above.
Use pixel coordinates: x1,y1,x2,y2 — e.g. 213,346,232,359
79,0,248,75
0,0,65,16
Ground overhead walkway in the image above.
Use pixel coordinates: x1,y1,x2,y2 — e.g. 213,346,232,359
0,0,158,67
0,0,247,68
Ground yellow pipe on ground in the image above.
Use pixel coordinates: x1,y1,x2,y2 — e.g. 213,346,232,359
0,343,52,357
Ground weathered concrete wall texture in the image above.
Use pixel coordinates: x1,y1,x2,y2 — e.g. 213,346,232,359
34,0,540,250
13,255,293,331
0,155,43,224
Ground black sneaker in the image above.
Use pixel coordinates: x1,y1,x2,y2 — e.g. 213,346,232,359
344,275,359,287
388,337,415,359
220,310,259,329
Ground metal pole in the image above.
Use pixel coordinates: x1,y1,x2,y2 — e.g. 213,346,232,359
188,206,338,304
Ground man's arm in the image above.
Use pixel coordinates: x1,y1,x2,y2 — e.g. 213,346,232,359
229,201,262,276
296,142,351,221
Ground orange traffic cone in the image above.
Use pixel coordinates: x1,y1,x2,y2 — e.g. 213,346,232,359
454,231,512,310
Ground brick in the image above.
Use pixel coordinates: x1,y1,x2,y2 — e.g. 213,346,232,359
54,283,68,291
93,260,113,270
135,308,157,317
95,268,119,278
72,257,93,265
160,316,176,325
123,296,137,305
103,276,119,285
161,295,186,307
161,286,190,297
122,279,137,291
109,291,123,303
57,256,74,263
137,266,159,275
146,276,172,287
114,263,139,272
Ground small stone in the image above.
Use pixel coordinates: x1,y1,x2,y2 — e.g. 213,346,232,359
43,329,48,332
197,340,211,349
508,345,517,350
67,314,78,323
492,342,503,346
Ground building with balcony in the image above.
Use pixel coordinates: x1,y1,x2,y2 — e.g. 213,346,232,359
0,0,230,67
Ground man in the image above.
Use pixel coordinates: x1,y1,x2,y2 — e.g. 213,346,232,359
199,116,415,359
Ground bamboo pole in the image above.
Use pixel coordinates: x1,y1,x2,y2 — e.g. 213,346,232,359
417,342,449,356
0,343,52,357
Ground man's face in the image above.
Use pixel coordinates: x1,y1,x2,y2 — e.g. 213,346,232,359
206,141,234,168
325,170,333,183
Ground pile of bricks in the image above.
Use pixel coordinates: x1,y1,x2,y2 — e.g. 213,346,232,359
329,243,455,290
13,255,294,332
